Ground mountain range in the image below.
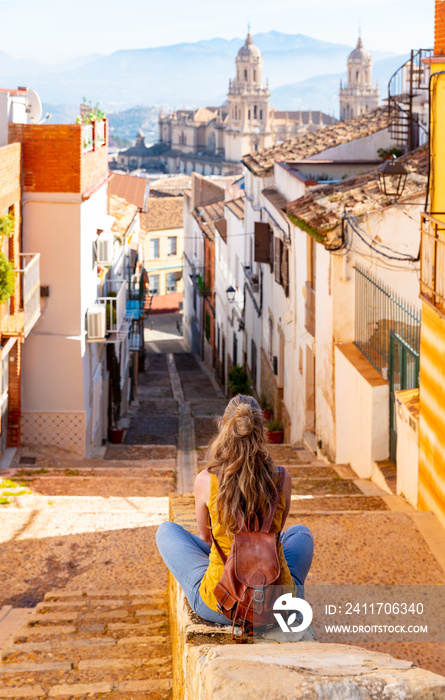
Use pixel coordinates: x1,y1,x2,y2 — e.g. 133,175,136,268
0,32,411,139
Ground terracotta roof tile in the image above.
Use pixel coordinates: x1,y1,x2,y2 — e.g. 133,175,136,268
225,196,245,220
285,145,428,241
242,107,389,177
140,196,184,232
109,195,139,238
109,173,148,211
193,200,226,241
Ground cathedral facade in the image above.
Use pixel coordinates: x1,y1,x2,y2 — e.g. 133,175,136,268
158,33,336,176
339,36,379,120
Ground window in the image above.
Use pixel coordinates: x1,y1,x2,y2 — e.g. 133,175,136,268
253,70,256,82
166,272,178,294
260,109,263,121
149,274,160,295
254,105,257,119
167,236,177,256
149,238,160,259
244,69,248,80
205,311,211,341
248,110,251,120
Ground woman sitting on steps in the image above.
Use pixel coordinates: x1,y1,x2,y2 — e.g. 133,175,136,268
156,393,314,625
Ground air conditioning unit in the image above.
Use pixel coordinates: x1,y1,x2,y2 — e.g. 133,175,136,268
96,235,114,264
87,305,106,339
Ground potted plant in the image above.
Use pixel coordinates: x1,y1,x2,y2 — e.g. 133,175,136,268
259,391,273,421
108,345,125,443
228,365,252,397
266,419,284,444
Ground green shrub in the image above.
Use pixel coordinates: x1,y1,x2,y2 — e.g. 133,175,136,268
228,365,252,397
0,252,14,304
0,214,14,237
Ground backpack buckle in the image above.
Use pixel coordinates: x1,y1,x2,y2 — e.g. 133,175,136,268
253,589,264,603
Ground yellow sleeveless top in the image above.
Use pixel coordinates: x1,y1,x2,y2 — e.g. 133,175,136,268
199,469,294,612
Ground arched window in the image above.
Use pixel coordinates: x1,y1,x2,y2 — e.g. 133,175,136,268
244,69,248,80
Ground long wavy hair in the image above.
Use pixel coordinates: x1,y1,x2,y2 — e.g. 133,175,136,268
206,394,278,535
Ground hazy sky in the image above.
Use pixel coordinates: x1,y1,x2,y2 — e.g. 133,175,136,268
0,0,434,64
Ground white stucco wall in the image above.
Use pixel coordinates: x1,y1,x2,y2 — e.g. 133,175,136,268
21,185,114,456
312,128,401,162
335,344,389,478
395,392,419,508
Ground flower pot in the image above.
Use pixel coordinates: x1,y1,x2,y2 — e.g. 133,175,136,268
263,409,272,421
268,430,283,444
109,427,125,444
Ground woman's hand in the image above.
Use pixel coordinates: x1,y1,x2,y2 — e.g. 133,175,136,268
194,469,212,546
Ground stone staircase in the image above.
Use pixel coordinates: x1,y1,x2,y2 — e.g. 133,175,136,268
0,588,172,698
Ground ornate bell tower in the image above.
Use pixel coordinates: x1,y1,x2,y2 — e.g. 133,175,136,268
339,36,379,120
225,31,272,160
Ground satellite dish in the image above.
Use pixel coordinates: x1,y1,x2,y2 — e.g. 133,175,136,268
25,88,42,124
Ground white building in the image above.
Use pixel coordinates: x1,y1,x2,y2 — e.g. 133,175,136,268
8,114,138,456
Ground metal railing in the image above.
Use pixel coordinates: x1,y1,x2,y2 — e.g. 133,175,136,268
1,253,40,338
420,212,445,314
354,264,421,376
96,280,126,333
305,282,315,336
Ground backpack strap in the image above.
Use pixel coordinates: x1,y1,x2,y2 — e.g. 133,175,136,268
260,466,285,533
208,513,227,564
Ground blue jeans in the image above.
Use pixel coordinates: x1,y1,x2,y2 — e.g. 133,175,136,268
156,520,314,625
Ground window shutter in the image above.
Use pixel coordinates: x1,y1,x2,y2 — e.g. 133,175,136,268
268,229,274,269
274,237,282,285
282,245,289,297
254,222,269,263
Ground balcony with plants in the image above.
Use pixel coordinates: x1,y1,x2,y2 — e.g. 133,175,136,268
0,241,41,339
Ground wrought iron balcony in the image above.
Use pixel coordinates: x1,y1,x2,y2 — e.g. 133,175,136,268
420,212,445,313
305,282,315,337
1,253,40,338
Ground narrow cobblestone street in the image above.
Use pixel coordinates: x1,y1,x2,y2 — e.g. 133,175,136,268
0,314,444,697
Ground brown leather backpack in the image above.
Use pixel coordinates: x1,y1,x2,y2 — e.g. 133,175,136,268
210,466,285,640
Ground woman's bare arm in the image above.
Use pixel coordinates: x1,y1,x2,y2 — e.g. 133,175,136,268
194,469,212,546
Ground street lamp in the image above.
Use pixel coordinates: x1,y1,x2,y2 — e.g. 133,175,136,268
377,155,408,200
226,286,236,303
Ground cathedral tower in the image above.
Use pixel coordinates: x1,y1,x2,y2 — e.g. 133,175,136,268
339,36,379,120
225,31,272,160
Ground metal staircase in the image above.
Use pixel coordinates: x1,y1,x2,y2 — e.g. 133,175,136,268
387,48,432,151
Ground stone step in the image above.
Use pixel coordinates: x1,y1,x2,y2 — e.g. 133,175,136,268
3,635,171,666
291,477,362,495
0,586,172,699
104,445,177,461
287,466,342,478
289,494,388,512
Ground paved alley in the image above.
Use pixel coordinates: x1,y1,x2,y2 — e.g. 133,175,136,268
0,312,444,696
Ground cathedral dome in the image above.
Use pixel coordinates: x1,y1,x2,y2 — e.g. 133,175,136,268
348,36,371,64
237,32,262,62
